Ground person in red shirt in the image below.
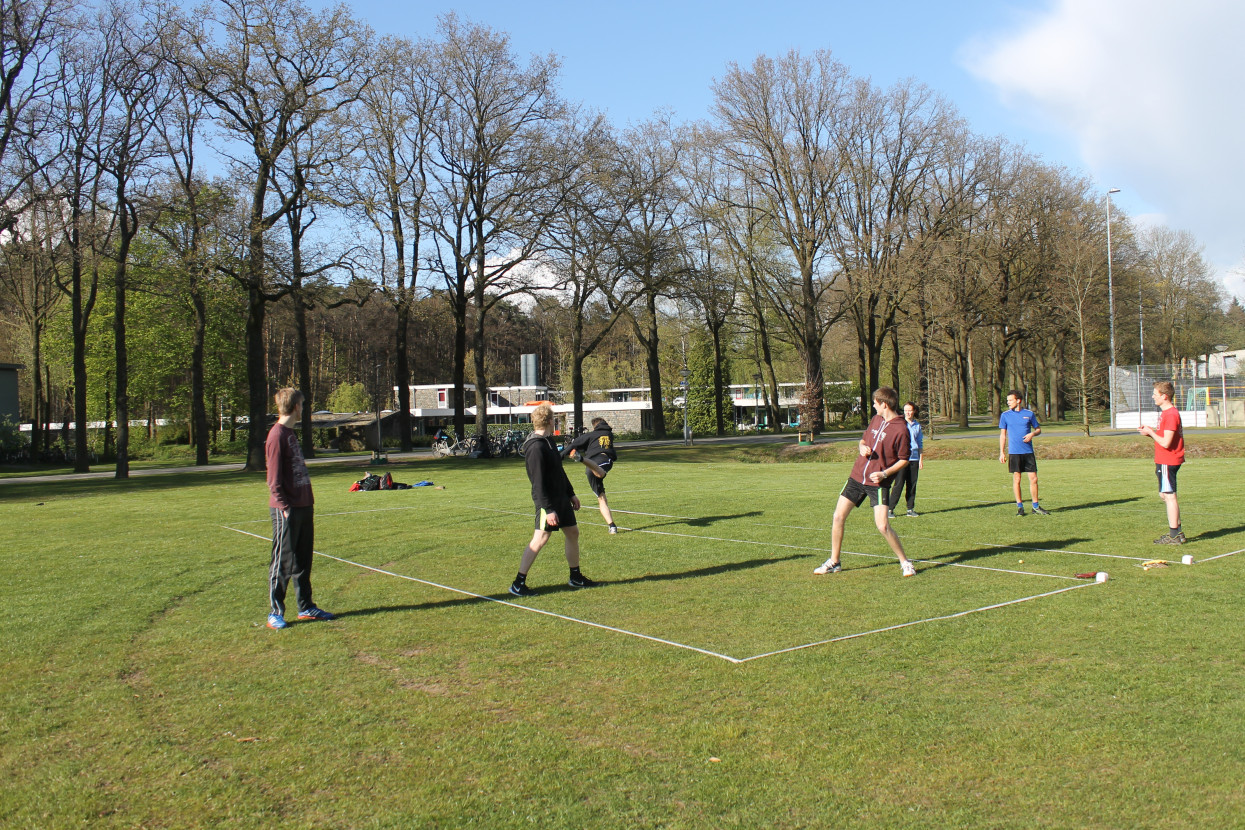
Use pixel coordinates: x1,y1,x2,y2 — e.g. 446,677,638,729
814,386,917,577
1138,380,1186,544
265,388,334,629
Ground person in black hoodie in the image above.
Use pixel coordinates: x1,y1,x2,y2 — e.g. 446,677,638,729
561,417,620,534
509,403,598,597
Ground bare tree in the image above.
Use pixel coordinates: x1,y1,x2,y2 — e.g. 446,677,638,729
713,50,851,433
424,14,575,445
1138,225,1222,363
343,35,438,451
0,0,72,234
180,0,372,469
680,125,739,436
98,0,177,478
607,117,688,440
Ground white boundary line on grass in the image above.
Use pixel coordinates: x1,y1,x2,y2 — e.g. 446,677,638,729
467,506,1081,581
1194,547,1245,563
607,508,1142,563
735,582,1102,662
222,525,743,663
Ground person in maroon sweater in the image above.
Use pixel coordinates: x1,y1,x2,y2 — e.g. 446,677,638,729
814,386,917,577
265,388,334,629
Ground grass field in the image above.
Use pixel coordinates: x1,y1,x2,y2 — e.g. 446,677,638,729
3,441,1244,828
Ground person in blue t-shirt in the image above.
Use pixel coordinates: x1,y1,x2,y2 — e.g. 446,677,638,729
887,401,924,518
998,389,1049,516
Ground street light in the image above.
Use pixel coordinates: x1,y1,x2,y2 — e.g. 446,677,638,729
1106,187,1120,429
753,372,762,430
680,366,691,446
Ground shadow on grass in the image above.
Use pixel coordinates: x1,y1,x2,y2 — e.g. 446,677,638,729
629,511,764,529
1189,525,1245,543
920,501,1008,515
926,538,1093,564
331,553,807,617
1049,496,1143,512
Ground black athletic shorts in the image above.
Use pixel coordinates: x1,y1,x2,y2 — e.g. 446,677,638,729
1156,463,1180,494
585,457,611,497
840,477,890,508
1008,453,1038,474
535,500,577,532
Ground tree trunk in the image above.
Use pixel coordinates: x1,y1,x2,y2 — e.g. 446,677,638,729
294,295,314,458
710,323,725,436
394,300,412,452
245,282,268,470
191,289,209,466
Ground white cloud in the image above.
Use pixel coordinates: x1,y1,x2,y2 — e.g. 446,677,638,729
961,0,1245,296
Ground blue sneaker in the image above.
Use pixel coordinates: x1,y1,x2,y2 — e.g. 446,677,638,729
267,614,287,630
297,607,335,621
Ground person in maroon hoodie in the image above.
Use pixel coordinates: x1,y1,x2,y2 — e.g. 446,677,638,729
265,388,334,629
813,386,917,577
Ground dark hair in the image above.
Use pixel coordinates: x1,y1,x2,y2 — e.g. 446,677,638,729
904,401,919,417
872,386,899,411
1007,389,1024,402
591,417,611,431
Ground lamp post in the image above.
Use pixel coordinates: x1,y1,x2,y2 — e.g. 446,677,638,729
753,372,762,430
1106,187,1120,429
680,366,691,446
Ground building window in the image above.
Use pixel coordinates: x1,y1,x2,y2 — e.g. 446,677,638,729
437,389,446,405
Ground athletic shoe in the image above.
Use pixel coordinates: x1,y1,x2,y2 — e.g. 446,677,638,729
1031,505,1050,515
906,510,919,518
608,524,618,534
1016,506,1026,516
297,607,335,621
813,560,841,575
1154,532,1186,545
901,560,916,577
266,614,287,630
887,509,896,519
568,573,599,589
509,581,535,597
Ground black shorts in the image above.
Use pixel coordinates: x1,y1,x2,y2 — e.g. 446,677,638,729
840,477,890,509
535,500,577,532
1008,454,1038,474
1156,463,1180,494
586,457,612,497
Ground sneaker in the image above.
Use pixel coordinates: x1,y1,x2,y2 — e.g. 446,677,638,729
266,614,287,630
297,607,335,621
901,560,916,577
906,510,919,518
509,581,535,597
1154,532,1186,545
1031,505,1050,515
887,509,896,519
813,560,842,575
1016,506,1026,516
608,524,618,535
568,573,599,589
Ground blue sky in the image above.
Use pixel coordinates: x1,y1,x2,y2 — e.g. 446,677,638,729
334,0,1245,297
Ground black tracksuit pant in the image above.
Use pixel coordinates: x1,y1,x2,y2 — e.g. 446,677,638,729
269,505,315,616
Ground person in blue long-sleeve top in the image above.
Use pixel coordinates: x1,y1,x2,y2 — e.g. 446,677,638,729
887,402,925,518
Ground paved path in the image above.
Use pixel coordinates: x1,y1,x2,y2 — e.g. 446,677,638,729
4,426,1241,486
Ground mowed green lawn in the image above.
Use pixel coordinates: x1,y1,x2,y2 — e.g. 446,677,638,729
2,445,1244,828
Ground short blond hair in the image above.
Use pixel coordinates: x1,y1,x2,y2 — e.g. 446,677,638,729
275,387,304,415
1154,381,1175,401
531,402,553,431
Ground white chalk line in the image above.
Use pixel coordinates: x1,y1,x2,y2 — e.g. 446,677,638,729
607,508,1142,562
222,525,741,663
224,523,1100,663
1194,547,1245,563
467,506,1079,581
736,582,1102,662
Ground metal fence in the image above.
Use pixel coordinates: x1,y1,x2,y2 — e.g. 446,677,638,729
1111,364,1245,428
